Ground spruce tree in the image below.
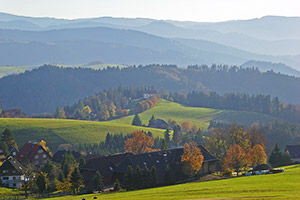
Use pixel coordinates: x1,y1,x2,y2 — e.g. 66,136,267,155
150,166,159,187
123,165,135,191
164,129,171,145
142,166,151,188
79,156,86,170
0,142,9,156
164,164,172,185
132,114,142,126
70,167,84,194
269,143,282,167
161,139,168,150
134,165,143,189
1,129,17,147
92,171,104,192
36,172,47,196
148,115,156,127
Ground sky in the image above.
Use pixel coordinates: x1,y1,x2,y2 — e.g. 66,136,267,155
0,0,299,22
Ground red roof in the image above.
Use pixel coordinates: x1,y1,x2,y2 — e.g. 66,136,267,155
16,143,51,161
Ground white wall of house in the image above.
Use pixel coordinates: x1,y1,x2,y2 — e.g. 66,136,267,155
1,175,25,188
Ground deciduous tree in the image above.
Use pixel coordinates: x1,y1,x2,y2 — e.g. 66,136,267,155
246,144,267,168
181,142,204,176
124,130,155,154
224,144,247,176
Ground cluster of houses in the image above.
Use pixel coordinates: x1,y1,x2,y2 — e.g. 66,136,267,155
1,141,300,189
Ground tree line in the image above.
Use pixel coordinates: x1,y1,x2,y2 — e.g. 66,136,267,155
169,91,300,124
55,86,157,120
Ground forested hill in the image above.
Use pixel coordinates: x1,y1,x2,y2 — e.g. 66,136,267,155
0,64,299,114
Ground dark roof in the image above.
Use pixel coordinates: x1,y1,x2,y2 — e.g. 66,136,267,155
85,154,104,162
0,156,25,175
81,153,131,180
53,150,82,163
286,145,300,159
115,145,218,174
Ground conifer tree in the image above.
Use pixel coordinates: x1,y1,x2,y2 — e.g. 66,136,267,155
1,129,17,148
92,171,104,192
164,164,172,185
161,139,168,150
123,165,135,191
132,114,142,126
164,129,171,145
269,143,283,167
70,167,84,194
148,115,156,127
150,166,159,187
36,172,47,196
0,142,9,156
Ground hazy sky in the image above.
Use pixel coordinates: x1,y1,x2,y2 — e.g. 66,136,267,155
0,0,299,22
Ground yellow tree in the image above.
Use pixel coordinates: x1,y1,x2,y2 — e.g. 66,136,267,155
124,130,155,154
224,144,247,176
40,140,53,157
181,142,204,176
246,144,267,168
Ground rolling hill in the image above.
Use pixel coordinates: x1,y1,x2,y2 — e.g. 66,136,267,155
111,100,276,128
42,164,300,200
0,118,165,152
1,65,300,114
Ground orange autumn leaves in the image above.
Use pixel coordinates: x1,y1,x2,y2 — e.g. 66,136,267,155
181,142,204,176
224,144,267,175
124,130,158,154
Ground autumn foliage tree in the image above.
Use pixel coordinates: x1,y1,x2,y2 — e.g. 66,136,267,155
181,121,192,133
181,142,204,176
124,130,156,154
224,144,247,176
246,144,267,168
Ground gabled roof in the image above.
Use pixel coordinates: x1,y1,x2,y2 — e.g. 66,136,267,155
0,156,25,175
286,145,300,159
81,153,131,179
115,145,218,174
53,150,81,163
16,143,51,161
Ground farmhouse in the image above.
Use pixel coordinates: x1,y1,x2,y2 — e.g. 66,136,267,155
143,93,157,99
0,156,25,188
16,142,52,168
286,145,300,163
81,146,218,187
52,150,81,163
81,153,131,187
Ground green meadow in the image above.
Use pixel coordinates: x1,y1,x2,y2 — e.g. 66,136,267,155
0,118,164,151
40,164,300,200
112,100,275,129
0,64,127,78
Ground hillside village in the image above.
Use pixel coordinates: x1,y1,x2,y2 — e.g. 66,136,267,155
0,3,300,199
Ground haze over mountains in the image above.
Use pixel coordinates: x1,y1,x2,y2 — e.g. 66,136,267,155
0,12,299,76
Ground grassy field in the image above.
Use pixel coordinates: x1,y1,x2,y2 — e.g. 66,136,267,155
40,164,300,200
0,187,20,196
0,118,165,151
112,100,275,129
0,64,127,78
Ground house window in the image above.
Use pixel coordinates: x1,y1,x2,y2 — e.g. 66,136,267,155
38,149,43,154
34,161,39,165
13,177,16,180
13,152,16,156
34,155,39,159
3,177,9,180
43,154,47,158
13,183,16,187
3,170,6,173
